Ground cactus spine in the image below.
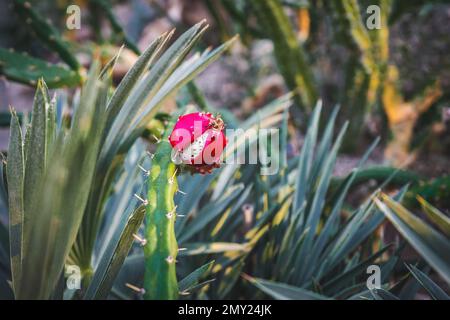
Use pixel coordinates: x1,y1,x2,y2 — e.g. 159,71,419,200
143,119,179,300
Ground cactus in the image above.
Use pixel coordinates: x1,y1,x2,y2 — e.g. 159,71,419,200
0,48,81,88
249,0,317,111
91,0,141,55
143,117,179,300
383,65,443,164
12,0,80,71
70,22,235,288
143,109,228,299
0,0,83,88
328,0,388,107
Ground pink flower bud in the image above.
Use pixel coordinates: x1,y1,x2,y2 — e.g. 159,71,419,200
169,112,227,174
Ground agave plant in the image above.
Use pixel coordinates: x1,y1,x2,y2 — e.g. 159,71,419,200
210,103,401,300
1,21,237,300
214,0,447,159
0,7,448,300
374,194,450,299
109,99,449,301
0,0,145,88
213,103,449,300
106,101,407,300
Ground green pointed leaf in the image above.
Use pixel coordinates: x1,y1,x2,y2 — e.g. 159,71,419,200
417,196,450,237
6,109,24,296
375,194,450,284
85,204,146,300
105,33,171,130
179,260,215,293
179,184,244,243
245,276,329,300
179,242,248,256
18,63,107,299
406,264,450,300
292,101,322,212
23,79,49,212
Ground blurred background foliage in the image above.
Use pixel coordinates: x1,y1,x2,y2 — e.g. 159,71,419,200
0,0,449,300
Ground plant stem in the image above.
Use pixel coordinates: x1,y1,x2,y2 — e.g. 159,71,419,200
143,121,179,300
250,0,317,111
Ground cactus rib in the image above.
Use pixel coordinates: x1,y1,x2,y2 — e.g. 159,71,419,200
143,118,179,300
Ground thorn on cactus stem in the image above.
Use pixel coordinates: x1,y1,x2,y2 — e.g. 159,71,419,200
132,233,147,246
179,290,190,296
176,214,186,218
146,151,155,159
177,189,187,195
125,283,146,295
134,194,148,205
165,256,176,264
166,206,177,219
143,114,184,299
178,248,187,251
152,134,161,143
242,204,254,226
168,168,178,184
138,164,149,176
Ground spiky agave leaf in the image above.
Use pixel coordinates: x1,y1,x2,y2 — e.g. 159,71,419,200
6,109,24,296
405,264,449,300
8,61,108,299
375,194,450,285
205,103,404,299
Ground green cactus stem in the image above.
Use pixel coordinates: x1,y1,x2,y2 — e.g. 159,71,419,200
249,0,318,111
143,118,179,300
13,0,80,70
91,0,141,55
0,48,81,88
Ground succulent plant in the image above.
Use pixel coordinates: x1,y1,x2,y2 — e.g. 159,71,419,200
0,48,81,88
1,22,237,300
0,1,82,88
143,115,180,300
372,194,450,300
0,3,448,300
142,109,231,299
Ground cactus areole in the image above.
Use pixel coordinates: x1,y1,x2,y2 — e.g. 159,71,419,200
169,112,227,174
